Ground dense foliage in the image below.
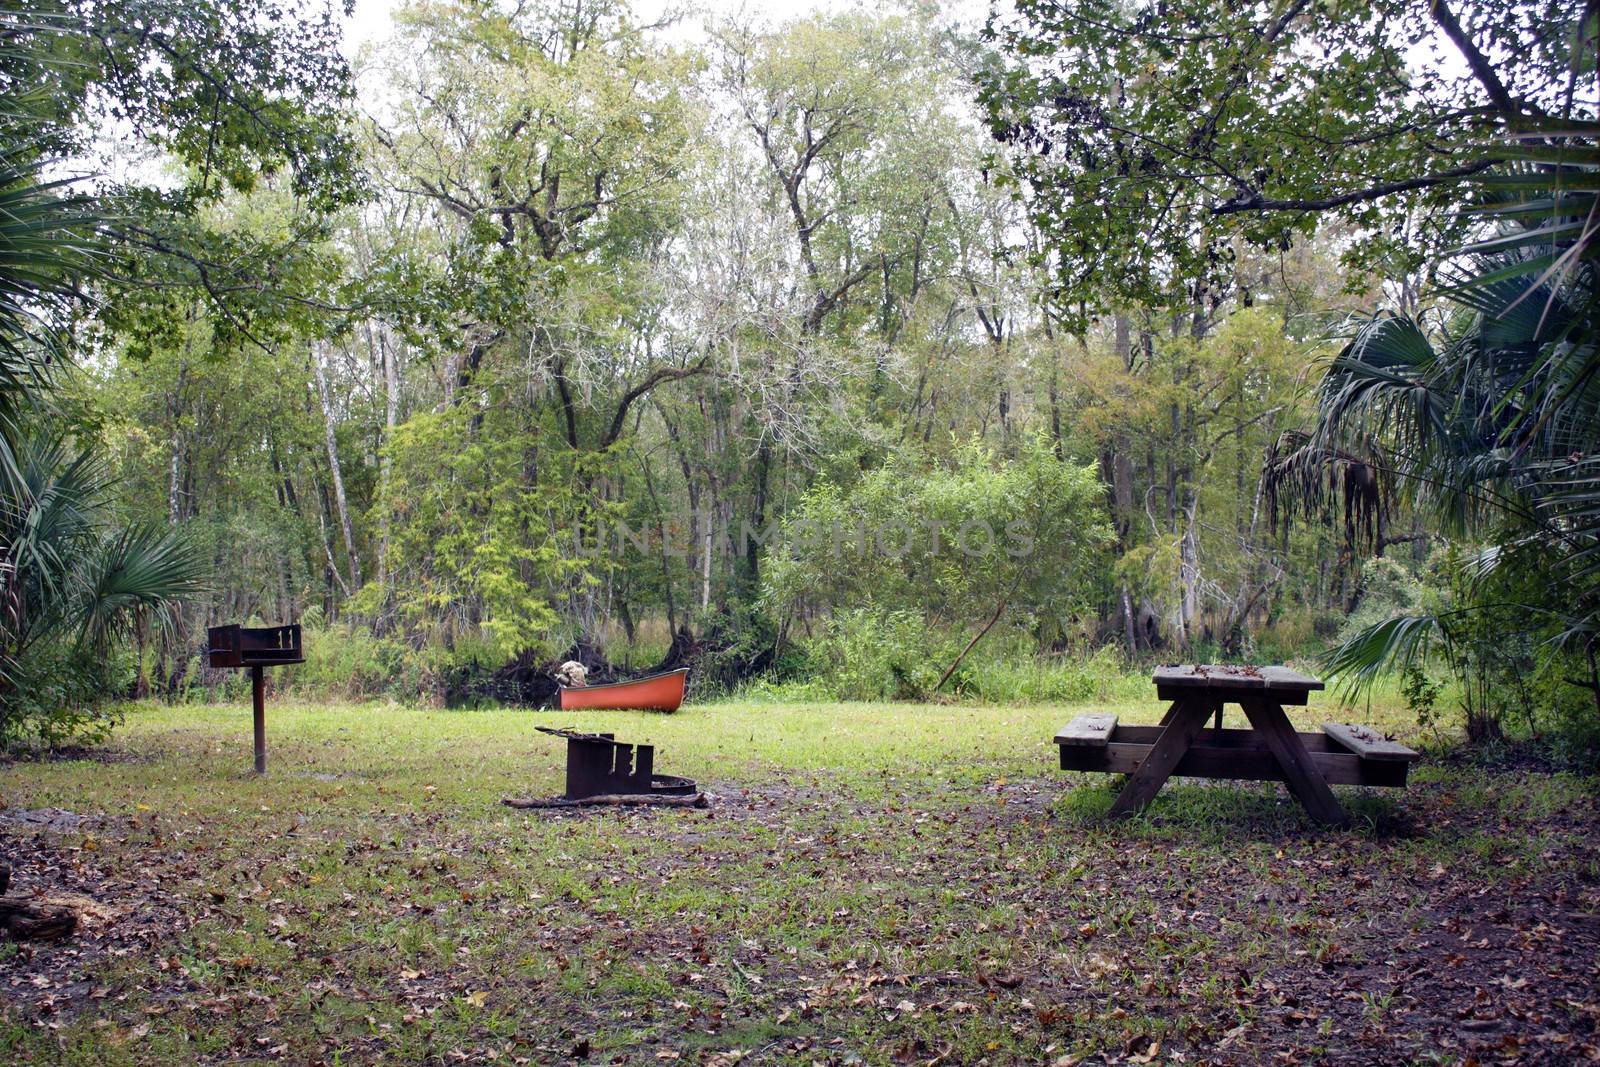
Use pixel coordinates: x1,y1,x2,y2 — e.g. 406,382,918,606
3,0,1592,760
1300,134,1600,752
0,6,234,742
76,3,1352,706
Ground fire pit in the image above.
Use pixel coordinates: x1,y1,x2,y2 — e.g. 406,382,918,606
502,727,704,809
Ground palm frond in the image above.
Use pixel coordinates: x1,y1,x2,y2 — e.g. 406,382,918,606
75,525,209,650
1288,126,1600,688
1321,614,1441,697
0,146,99,495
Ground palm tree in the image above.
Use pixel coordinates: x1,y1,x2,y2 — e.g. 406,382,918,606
0,433,208,732
0,22,207,742
1276,122,1600,731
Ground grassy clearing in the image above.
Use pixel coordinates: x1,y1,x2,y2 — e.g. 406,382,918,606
2,696,1596,1066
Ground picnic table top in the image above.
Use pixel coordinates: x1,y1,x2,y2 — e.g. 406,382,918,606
1152,664,1323,693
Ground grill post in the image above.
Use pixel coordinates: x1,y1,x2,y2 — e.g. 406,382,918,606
251,665,266,774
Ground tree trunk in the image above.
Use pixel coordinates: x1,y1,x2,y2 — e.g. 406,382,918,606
311,344,361,591
0,875,77,940
376,323,400,593
307,447,350,610
268,436,308,619
1224,422,1280,647
1178,494,1200,647
1048,361,1063,459
746,439,771,590
166,363,188,525
701,520,713,613
637,438,678,632
1121,585,1138,658
934,589,1014,694
167,423,183,525
660,405,699,623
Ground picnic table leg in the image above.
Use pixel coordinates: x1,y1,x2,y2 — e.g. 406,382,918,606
1108,697,1214,818
1240,698,1350,827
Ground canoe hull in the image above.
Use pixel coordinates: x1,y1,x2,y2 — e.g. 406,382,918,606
558,668,688,712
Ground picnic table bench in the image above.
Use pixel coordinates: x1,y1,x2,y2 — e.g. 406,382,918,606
1055,664,1419,827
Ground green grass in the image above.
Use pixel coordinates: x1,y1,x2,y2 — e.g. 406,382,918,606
1,696,1595,1065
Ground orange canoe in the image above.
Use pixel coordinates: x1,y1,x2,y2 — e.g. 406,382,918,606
558,668,689,712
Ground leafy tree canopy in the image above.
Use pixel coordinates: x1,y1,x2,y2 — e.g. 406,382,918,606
978,0,1589,325
6,0,358,206
2,0,364,359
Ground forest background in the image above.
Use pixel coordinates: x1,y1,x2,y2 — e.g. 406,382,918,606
6,0,1596,765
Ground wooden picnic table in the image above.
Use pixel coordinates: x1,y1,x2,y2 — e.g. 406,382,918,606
1055,664,1419,827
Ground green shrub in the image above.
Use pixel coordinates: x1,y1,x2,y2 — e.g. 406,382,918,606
956,644,1146,704
742,616,1148,706
0,642,126,747
763,436,1112,654
794,608,956,701
292,624,396,699
691,603,783,697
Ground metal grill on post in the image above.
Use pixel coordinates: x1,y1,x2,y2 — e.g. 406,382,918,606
207,624,304,774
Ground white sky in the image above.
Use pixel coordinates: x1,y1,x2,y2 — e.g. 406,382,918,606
340,0,960,59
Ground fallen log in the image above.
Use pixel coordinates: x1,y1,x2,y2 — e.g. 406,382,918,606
502,792,708,810
0,892,78,940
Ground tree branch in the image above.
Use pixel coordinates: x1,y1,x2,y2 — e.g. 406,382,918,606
1212,158,1499,215
1428,0,1535,120
599,359,711,450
